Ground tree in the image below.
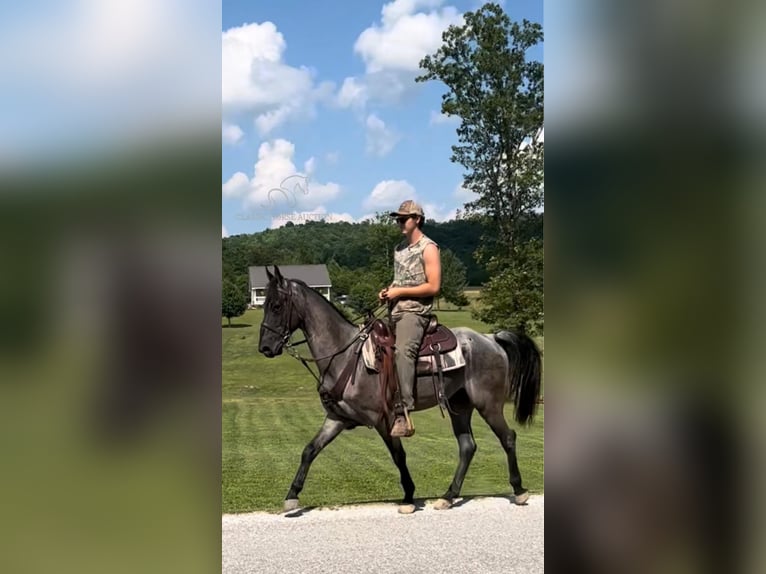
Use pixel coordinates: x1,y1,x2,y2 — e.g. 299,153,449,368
365,218,402,277
440,249,470,309
348,278,382,315
222,279,248,327
475,238,543,334
360,220,402,311
328,260,382,316
417,2,543,332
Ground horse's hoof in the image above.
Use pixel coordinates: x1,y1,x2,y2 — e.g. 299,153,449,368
433,498,453,510
283,498,300,512
514,491,530,505
398,503,416,514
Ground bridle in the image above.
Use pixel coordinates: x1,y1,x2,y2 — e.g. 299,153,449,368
259,285,298,350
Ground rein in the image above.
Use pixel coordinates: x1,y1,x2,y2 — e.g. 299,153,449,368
263,285,387,390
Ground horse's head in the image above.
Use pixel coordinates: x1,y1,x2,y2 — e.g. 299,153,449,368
258,265,301,357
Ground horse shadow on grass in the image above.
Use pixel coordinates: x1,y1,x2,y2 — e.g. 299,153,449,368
222,323,252,328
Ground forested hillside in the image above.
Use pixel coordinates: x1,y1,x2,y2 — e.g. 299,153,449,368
222,214,542,289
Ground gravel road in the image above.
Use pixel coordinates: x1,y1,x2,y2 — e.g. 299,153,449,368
222,496,544,574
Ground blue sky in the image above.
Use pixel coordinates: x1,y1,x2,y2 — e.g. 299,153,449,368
222,0,543,236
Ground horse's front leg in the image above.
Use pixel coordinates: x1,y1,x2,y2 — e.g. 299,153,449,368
376,423,416,514
284,417,346,512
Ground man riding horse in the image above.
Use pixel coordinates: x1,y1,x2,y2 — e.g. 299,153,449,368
378,200,441,438
258,213,540,512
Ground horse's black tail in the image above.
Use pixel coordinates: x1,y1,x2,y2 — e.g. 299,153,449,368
494,330,542,425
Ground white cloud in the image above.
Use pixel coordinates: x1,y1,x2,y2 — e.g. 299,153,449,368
364,180,416,210
222,123,244,145
365,114,400,157
335,72,410,109
222,225,229,238
253,107,293,136
324,212,356,224
303,157,317,176
222,171,250,198
453,183,477,203
357,213,378,223
337,0,463,110
336,77,369,109
302,182,343,206
429,110,459,126
355,0,462,74
325,151,340,164
222,22,320,134
382,0,445,24
269,206,355,229
422,202,458,222
222,138,341,213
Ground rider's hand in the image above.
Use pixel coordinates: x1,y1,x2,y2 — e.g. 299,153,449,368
378,287,389,302
384,287,400,301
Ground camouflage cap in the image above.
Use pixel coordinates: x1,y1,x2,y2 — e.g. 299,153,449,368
389,199,424,217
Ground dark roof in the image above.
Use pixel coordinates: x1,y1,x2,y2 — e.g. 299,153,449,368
249,264,332,289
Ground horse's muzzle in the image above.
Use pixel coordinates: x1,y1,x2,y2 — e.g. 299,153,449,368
259,346,275,358
259,345,282,358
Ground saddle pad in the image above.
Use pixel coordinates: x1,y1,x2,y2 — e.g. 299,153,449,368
363,336,465,373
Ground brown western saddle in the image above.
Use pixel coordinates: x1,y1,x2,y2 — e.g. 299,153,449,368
370,315,457,418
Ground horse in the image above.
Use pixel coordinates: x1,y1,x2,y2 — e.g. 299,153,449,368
257,265,542,513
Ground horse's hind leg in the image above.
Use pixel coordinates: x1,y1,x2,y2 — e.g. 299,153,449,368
435,393,476,509
284,417,346,512
479,408,529,504
376,425,416,511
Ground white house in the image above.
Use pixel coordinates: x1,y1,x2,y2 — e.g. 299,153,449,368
248,264,332,307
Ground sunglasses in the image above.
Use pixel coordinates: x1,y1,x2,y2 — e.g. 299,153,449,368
396,215,414,224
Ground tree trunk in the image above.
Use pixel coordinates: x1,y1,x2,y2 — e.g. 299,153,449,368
227,316,232,327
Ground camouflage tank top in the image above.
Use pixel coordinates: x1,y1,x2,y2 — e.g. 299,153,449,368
391,234,438,318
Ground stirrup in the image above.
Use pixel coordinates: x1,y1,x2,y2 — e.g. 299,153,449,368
403,409,415,432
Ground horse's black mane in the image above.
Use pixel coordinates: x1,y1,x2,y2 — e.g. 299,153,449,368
288,278,355,327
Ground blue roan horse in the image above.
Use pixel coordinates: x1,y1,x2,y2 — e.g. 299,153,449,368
258,266,542,513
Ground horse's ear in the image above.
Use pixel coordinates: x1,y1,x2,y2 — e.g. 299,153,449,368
265,266,274,282
274,265,285,285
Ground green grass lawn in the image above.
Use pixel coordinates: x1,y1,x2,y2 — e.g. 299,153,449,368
223,307,544,513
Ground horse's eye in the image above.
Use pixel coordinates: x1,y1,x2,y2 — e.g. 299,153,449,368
272,303,281,312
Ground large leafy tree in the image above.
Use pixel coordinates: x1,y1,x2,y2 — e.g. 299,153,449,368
417,2,544,333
